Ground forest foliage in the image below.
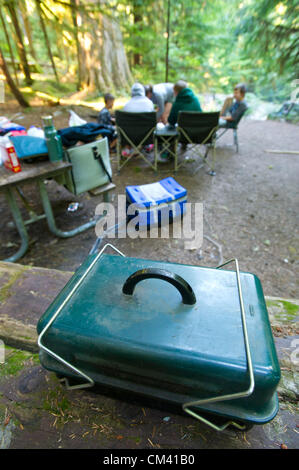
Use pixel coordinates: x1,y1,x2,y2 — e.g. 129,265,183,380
0,0,298,105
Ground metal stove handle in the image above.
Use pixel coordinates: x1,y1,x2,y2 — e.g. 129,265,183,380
182,258,255,431
122,268,196,305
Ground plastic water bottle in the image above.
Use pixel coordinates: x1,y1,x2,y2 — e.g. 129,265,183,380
42,115,64,162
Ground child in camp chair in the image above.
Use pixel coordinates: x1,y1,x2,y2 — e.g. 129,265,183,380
219,83,248,127
97,93,116,127
97,93,117,151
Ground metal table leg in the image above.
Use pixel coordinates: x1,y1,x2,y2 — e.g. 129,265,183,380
155,133,178,170
15,186,47,225
38,179,97,238
3,187,29,263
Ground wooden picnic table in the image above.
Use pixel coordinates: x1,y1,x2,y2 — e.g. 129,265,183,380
0,160,98,263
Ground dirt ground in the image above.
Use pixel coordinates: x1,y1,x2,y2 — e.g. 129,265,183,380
0,104,298,299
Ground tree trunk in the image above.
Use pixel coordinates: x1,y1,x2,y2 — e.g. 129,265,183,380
165,0,171,82
76,2,133,92
35,0,59,82
133,2,142,66
0,8,19,85
19,1,38,62
5,0,33,86
0,46,30,107
70,0,83,90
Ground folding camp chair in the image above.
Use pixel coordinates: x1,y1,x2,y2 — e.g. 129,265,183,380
216,108,248,153
115,110,158,171
176,111,220,175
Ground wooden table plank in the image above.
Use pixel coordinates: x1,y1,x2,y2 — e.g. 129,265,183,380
0,161,72,190
0,261,73,351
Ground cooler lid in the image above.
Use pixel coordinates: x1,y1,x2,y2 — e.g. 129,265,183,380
126,177,187,207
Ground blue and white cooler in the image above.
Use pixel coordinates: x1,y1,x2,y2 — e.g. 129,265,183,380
126,177,187,228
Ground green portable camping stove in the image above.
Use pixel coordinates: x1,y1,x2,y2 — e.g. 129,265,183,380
37,244,280,431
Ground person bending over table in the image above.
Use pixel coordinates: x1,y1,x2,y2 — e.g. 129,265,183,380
145,82,174,123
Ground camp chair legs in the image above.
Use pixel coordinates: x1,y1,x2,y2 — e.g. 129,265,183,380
116,129,157,172
156,137,178,162
193,144,216,176
115,111,158,172
176,115,219,175
217,127,239,153
233,129,239,153
117,146,157,172
175,143,216,176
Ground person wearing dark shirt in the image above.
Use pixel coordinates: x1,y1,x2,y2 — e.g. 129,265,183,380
96,93,117,151
156,81,201,160
167,81,202,126
219,83,248,127
97,93,115,126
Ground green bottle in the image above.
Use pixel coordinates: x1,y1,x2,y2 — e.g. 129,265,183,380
42,115,64,162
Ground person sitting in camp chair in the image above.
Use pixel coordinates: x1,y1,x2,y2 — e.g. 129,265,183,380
121,83,155,157
97,92,117,151
88,93,117,152
123,83,154,113
168,80,202,126
155,81,202,160
219,83,248,127
97,93,116,127
217,83,248,152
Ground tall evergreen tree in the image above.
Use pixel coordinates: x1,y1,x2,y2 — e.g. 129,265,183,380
4,0,33,85
0,46,30,107
237,0,299,78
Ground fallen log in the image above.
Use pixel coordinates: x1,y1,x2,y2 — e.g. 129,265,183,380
264,149,299,154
